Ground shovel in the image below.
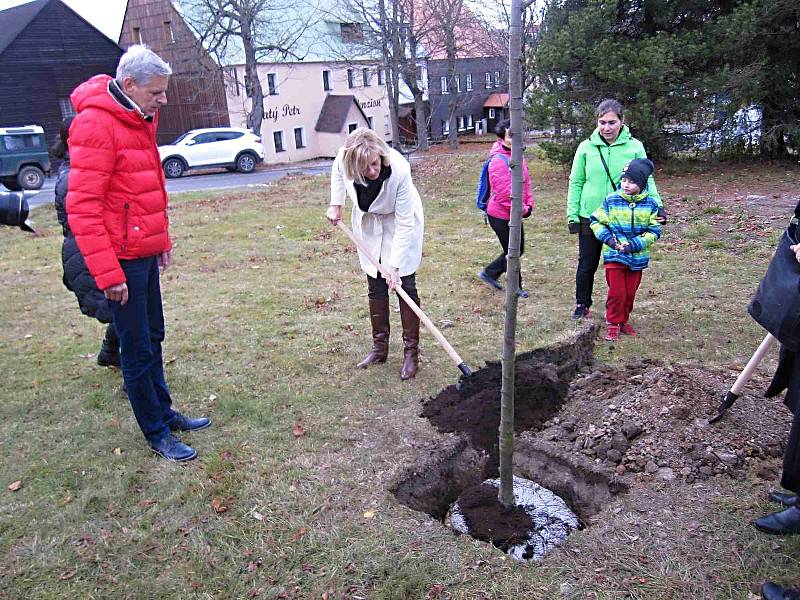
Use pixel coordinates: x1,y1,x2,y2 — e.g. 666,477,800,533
709,333,777,424
335,221,473,378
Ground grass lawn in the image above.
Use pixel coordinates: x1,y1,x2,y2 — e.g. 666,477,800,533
1,146,799,599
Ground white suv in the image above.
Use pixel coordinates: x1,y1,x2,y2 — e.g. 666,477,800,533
158,127,265,178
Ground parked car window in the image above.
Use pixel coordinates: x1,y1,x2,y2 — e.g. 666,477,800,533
3,135,40,151
216,132,244,141
171,132,191,145
191,133,217,144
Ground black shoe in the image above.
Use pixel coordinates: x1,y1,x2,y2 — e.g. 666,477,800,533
753,506,800,535
167,412,211,432
572,304,591,320
517,289,529,299
769,490,798,508
477,271,503,291
150,433,197,462
762,581,800,600
97,344,121,367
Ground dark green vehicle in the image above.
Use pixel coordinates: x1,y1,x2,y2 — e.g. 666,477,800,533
0,125,50,190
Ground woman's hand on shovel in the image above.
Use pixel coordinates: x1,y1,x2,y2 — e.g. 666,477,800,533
790,243,800,263
326,205,342,225
387,267,401,289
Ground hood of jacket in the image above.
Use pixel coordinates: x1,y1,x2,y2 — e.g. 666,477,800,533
490,139,511,158
70,75,149,129
588,125,633,147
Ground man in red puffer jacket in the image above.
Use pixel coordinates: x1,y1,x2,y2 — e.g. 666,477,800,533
67,45,210,462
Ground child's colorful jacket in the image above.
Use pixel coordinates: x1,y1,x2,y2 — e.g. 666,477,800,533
589,189,661,270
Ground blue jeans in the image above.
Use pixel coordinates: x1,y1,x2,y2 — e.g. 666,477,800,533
110,257,176,443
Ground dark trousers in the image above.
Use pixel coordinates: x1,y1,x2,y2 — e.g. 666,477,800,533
484,214,524,286
766,349,800,499
367,272,419,304
604,263,642,325
576,221,603,307
110,257,176,444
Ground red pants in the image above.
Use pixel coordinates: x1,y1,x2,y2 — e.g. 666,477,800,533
604,262,642,325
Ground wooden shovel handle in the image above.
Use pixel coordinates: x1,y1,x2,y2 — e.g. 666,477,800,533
336,221,470,375
730,333,777,395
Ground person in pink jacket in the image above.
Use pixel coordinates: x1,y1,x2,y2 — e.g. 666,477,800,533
477,120,534,297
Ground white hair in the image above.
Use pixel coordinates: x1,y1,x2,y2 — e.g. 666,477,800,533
116,45,172,85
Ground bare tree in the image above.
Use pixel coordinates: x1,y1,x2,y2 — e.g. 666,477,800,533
498,0,524,508
482,0,539,92
177,0,314,134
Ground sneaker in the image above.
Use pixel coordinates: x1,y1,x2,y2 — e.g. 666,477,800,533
572,304,591,320
517,289,529,299
150,433,197,462
620,322,637,336
167,413,211,432
477,271,503,291
605,324,621,341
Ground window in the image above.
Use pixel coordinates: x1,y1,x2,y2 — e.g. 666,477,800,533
322,70,332,91
347,69,355,88
273,130,285,152
3,134,41,151
341,22,363,43
348,123,358,134
294,127,305,149
467,114,473,128
458,116,465,131
362,68,370,86
163,21,174,44
132,27,142,44
485,72,491,88
384,114,389,135
488,108,496,119
367,116,374,129
267,73,279,95
455,75,461,93
377,69,384,85
494,71,500,87
442,120,449,135
58,97,76,118
440,76,448,94
466,73,473,91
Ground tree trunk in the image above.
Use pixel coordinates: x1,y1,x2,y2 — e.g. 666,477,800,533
447,55,458,149
241,15,264,134
414,92,429,150
760,102,788,160
498,0,524,509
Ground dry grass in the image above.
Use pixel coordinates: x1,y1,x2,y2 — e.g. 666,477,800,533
1,149,799,599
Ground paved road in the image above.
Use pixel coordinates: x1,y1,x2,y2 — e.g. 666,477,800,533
17,162,333,210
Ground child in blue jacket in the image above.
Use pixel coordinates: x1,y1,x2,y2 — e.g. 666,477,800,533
590,159,661,341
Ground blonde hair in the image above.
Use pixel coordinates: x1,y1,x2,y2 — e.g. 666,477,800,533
341,128,391,186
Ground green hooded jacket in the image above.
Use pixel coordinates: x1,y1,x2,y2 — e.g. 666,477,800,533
567,126,661,223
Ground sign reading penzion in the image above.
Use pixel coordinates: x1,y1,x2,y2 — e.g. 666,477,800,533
360,99,381,109
263,104,301,122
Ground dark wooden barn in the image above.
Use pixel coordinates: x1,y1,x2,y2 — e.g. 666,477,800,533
0,0,123,150
119,0,230,145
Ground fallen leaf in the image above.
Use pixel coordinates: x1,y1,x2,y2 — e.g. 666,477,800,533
291,527,308,541
23,334,32,339
112,447,123,455
252,510,264,521
58,568,77,581
7,480,22,492
363,510,375,519
292,422,305,438
212,496,228,513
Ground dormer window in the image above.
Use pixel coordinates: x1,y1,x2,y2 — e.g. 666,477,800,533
341,23,363,43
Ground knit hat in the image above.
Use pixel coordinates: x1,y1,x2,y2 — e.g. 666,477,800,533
620,158,654,191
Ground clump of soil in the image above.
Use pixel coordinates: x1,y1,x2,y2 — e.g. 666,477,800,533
539,359,793,483
421,326,596,470
455,483,534,549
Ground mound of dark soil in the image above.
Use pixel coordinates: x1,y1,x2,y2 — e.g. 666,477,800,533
456,483,534,549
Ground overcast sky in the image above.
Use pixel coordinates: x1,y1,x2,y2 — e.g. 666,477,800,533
0,0,127,42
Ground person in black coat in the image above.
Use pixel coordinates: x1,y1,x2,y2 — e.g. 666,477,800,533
52,117,119,367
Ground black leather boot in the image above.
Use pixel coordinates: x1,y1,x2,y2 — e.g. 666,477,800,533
753,506,800,535
97,324,121,367
357,298,390,369
399,297,419,380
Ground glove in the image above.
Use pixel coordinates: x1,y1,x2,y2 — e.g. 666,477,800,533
568,222,580,234
523,206,532,219
657,207,667,225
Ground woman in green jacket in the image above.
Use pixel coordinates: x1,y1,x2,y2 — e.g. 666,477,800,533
567,99,664,320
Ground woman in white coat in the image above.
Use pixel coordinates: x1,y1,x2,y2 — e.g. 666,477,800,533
326,128,425,380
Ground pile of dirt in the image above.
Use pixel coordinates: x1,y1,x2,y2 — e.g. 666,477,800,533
421,327,596,470
454,483,534,549
539,359,794,483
